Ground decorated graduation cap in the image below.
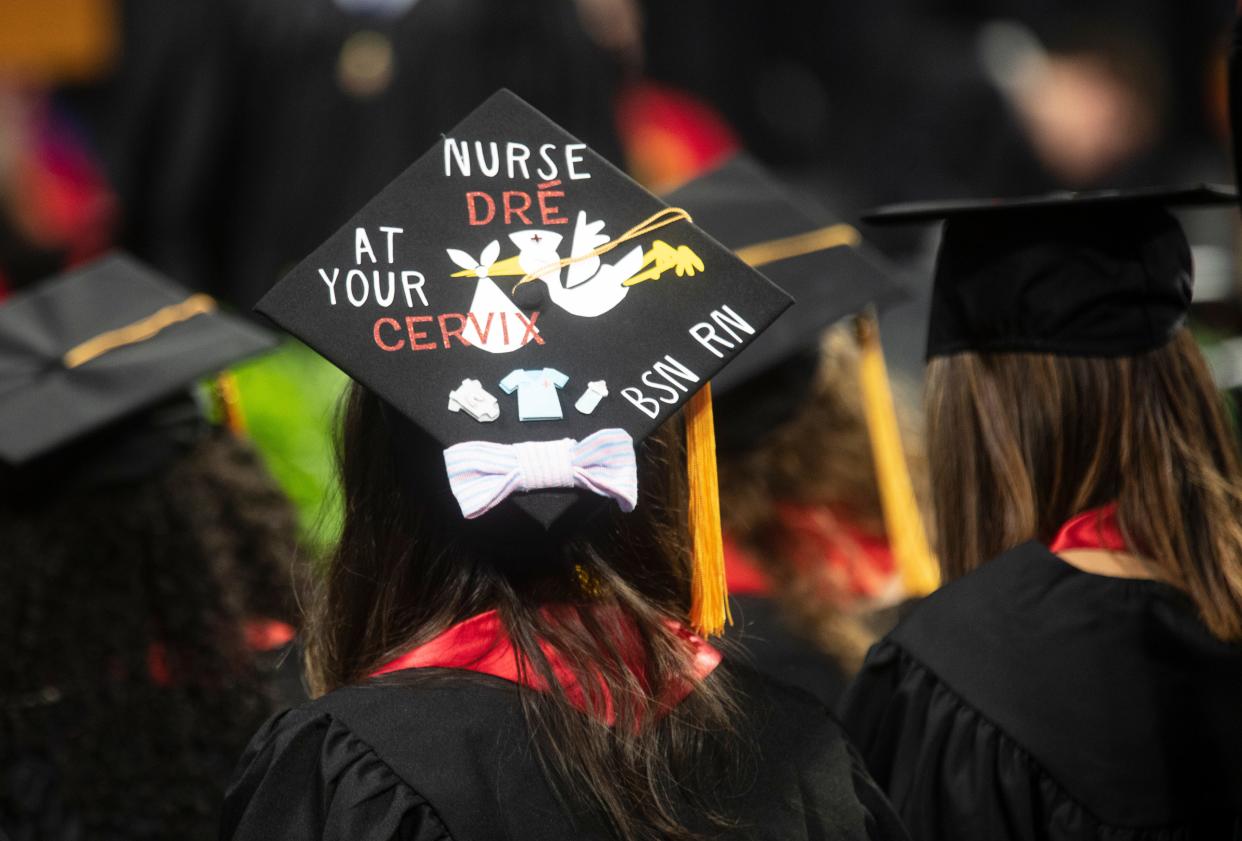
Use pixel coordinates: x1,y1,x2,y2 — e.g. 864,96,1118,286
866,185,1238,359
0,252,276,473
255,90,793,634
667,155,938,598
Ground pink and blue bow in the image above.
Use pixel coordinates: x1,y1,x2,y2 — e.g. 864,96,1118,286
444,429,638,519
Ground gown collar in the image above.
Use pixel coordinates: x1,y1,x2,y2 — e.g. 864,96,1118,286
371,608,721,725
1048,502,1127,554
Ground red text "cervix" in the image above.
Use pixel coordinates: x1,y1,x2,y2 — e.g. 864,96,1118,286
372,311,543,352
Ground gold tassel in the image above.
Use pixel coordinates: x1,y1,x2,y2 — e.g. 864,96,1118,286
63,293,217,369
855,312,940,597
213,371,248,438
685,383,731,636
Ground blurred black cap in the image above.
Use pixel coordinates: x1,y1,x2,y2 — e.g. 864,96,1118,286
0,253,276,467
665,155,908,450
865,185,1237,359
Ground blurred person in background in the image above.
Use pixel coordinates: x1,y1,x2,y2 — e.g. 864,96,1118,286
637,0,1238,389
717,328,927,703
0,87,113,294
0,0,117,297
79,0,627,310
664,156,926,707
638,0,1231,209
840,188,1242,840
0,256,303,840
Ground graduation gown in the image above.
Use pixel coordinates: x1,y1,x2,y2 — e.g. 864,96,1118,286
727,594,850,708
221,662,909,840
838,540,1242,840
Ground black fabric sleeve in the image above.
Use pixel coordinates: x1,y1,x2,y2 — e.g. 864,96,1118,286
836,639,1196,841
838,639,1057,841
844,740,912,841
219,709,452,841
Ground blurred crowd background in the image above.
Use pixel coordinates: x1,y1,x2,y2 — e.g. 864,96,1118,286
0,0,1237,543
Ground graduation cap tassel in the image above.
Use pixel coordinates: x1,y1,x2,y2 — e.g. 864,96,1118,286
63,293,217,368
685,382,731,636
1230,5,1242,210
854,312,940,597
213,371,249,437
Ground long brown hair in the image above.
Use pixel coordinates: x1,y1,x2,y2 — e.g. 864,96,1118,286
926,329,1242,641
304,383,737,841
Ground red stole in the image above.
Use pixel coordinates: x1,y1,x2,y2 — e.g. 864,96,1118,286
147,617,296,687
723,505,898,604
724,535,771,596
371,609,721,726
1048,502,1127,553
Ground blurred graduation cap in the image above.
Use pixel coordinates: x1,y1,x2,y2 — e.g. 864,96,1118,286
866,185,1238,359
0,253,276,478
667,155,937,597
255,90,792,634
663,155,908,449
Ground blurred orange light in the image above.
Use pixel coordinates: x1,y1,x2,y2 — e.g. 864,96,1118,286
0,0,118,84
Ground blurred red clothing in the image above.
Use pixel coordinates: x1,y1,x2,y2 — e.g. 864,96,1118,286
725,503,898,607
615,81,740,191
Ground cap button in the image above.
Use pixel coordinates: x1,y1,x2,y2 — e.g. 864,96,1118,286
511,279,547,310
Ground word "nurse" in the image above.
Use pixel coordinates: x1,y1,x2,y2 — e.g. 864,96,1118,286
443,138,593,182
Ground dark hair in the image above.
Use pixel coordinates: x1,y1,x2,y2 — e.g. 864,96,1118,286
305,383,737,841
0,432,300,839
926,329,1242,641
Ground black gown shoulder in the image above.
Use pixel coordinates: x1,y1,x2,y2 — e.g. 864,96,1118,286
838,540,1242,841
726,593,851,707
221,662,908,841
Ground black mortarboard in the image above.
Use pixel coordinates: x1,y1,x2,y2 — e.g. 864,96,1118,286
865,185,1238,359
255,91,791,531
664,155,907,450
256,91,792,634
0,253,276,468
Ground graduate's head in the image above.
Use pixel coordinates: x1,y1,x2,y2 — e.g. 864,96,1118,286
870,187,1242,642
259,94,795,841
313,379,694,686
0,252,292,637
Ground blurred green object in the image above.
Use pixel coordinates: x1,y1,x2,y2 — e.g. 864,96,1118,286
230,339,349,552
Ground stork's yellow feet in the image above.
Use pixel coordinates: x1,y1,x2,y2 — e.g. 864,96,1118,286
623,241,704,286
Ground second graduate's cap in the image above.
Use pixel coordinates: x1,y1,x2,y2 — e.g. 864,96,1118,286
256,91,791,528
865,185,1238,359
664,155,907,448
666,155,907,392
0,253,276,467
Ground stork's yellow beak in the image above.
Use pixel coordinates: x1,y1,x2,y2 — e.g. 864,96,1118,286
485,255,525,277
450,253,526,278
